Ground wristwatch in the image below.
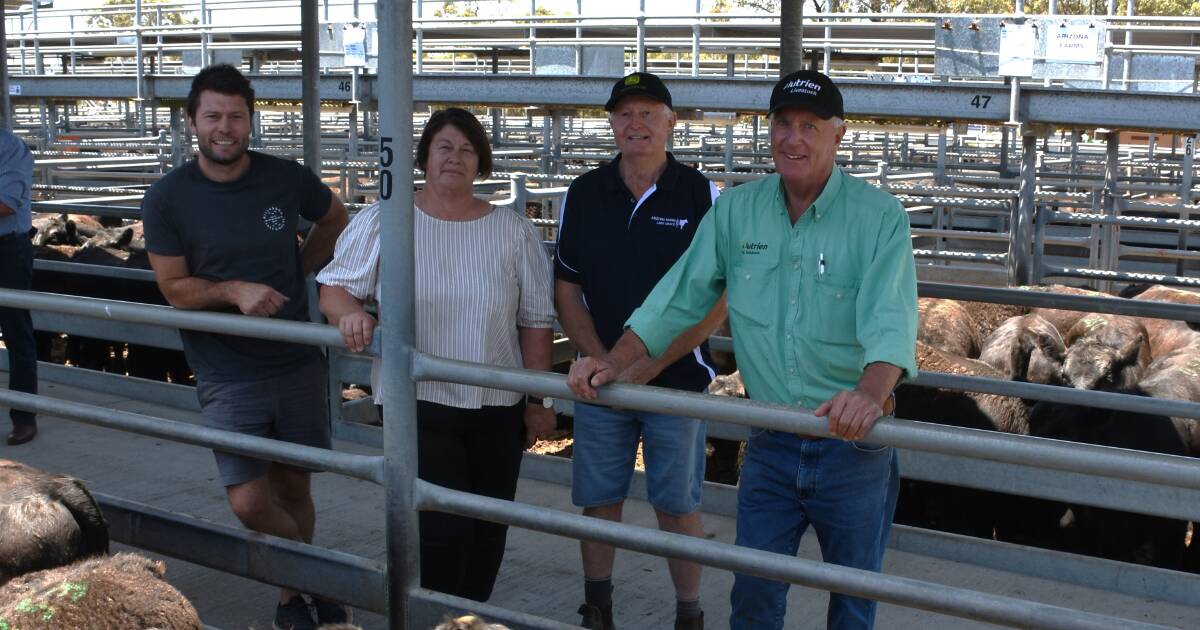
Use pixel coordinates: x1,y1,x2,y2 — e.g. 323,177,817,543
526,395,554,409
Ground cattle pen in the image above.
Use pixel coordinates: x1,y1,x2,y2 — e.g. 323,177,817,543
3,1,1200,629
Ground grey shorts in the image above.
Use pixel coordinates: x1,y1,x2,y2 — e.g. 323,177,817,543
195,357,331,487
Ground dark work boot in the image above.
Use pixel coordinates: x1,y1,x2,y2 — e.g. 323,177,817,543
675,610,704,630
578,603,615,630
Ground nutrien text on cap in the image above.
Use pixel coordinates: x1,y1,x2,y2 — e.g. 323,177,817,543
768,69,844,119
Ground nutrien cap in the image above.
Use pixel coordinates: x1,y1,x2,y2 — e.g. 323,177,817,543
604,72,673,112
768,69,844,119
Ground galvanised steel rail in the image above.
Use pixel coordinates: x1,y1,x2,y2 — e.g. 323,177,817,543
0,389,384,484
1050,211,1200,231
2,285,1197,626
34,259,156,282
420,482,1170,630
917,281,1200,323
413,353,1200,494
9,75,1200,132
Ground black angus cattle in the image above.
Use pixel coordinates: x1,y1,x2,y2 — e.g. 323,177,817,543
1028,394,1190,569
1061,314,1151,391
893,342,1032,539
0,459,109,584
30,214,191,384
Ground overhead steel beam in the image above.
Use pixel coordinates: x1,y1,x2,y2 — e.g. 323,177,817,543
9,76,1200,131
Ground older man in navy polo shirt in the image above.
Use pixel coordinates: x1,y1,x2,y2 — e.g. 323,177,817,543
0,128,37,446
554,72,727,630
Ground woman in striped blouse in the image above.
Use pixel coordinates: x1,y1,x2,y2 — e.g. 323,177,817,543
317,107,556,602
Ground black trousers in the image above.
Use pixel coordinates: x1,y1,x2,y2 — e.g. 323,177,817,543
416,399,525,602
0,236,36,428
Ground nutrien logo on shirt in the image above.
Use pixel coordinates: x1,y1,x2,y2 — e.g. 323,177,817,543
262,206,285,231
651,216,688,230
740,241,769,255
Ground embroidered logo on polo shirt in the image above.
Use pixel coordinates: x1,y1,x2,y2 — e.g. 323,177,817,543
263,206,285,231
650,216,688,230
740,241,769,255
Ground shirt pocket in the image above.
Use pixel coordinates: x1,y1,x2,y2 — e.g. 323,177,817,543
813,272,859,345
728,258,777,329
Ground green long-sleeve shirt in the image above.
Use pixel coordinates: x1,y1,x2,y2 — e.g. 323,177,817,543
627,168,918,409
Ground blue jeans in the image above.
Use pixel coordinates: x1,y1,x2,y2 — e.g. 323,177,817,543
571,402,707,516
730,430,900,630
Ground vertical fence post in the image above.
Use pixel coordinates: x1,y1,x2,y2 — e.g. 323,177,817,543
1033,192,1050,284
302,0,321,177
636,6,646,72
1008,132,1037,286
1100,131,1120,294
1178,134,1195,276
513,173,528,214
200,0,209,67
376,0,418,626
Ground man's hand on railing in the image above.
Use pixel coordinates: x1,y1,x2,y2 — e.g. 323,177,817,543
566,356,620,400
338,311,377,353
815,390,885,442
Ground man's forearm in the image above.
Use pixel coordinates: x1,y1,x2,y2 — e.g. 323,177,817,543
159,277,240,311
855,362,903,408
555,282,608,358
647,294,727,371
519,326,553,371
319,285,366,326
606,329,650,375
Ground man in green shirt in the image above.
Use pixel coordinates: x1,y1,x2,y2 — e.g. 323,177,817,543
566,70,917,629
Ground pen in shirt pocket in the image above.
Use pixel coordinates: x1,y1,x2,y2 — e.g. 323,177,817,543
818,253,826,277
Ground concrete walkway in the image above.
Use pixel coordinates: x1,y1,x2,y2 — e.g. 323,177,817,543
3,373,1199,629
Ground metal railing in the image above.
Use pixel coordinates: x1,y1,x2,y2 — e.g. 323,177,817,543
0,287,1192,630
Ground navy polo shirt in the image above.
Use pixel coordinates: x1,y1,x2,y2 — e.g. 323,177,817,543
555,153,719,392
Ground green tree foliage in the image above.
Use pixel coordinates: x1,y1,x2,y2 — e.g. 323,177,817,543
891,0,1200,14
714,0,1200,14
434,1,481,17
87,0,196,29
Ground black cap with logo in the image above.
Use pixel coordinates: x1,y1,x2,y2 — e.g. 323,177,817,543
768,70,844,119
605,72,673,112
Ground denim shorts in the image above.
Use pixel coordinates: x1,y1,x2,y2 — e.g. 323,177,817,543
196,356,331,487
571,402,707,516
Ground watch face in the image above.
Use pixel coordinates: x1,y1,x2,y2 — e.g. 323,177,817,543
542,397,554,409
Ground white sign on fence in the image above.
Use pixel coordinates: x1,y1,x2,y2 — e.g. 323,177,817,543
343,24,367,68
8,85,20,96
1045,22,1100,64
998,22,1036,77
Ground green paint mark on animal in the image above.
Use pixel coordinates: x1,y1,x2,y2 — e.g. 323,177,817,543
13,596,57,622
55,581,88,603
1181,357,1200,378
0,618,10,630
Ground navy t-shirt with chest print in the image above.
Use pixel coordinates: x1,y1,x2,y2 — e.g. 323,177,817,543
555,152,719,392
142,151,332,383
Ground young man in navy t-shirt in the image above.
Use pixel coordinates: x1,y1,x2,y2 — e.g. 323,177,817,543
143,64,349,630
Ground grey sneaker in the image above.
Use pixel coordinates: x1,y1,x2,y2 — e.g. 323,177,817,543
310,596,351,625
273,595,317,630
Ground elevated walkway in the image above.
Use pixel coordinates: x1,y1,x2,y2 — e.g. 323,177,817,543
3,371,1199,629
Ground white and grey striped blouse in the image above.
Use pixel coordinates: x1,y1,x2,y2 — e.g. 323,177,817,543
317,202,556,409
